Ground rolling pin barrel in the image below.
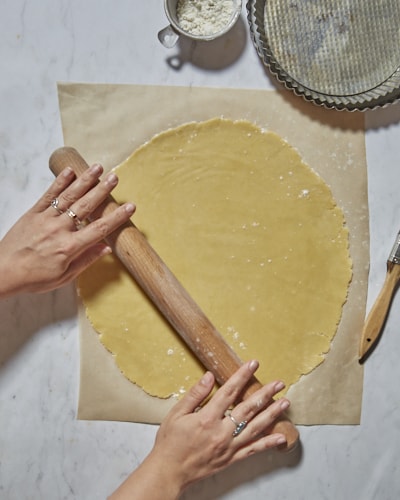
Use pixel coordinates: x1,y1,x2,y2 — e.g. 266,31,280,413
49,147,299,450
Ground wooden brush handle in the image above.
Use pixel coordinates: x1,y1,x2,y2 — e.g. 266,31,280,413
359,262,400,359
49,147,299,450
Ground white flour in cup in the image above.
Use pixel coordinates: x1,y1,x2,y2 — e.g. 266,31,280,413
176,0,236,36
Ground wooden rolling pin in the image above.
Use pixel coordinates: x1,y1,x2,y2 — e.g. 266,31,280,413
49,147,299,450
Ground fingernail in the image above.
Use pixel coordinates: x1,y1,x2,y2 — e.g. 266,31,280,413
90,163,103,175
275,381,285,392
62,166,74,177
200,371,214,386
248,360,259,372
279,398,290,411
276,435,287,446
100,246,112,257
124,203,136,215
106,172,118,185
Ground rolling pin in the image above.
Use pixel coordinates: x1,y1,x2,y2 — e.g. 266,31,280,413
49,147,299,450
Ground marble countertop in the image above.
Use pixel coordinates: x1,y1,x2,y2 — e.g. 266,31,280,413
1,2,399,499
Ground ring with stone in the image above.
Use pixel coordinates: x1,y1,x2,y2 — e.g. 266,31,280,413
50,198,63,215
65,207,82,228
225,410,248,437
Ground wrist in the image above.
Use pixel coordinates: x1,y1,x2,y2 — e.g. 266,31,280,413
143,450,186,498
109,449,185,500
0,244,27,299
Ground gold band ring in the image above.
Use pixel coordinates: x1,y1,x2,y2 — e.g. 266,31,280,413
65,208,82,228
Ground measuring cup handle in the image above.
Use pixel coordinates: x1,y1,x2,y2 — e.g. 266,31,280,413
158,24,180,48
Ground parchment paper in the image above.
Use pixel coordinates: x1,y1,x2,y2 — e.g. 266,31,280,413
57,83,368,425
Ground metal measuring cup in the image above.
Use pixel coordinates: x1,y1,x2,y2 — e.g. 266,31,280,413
158,0,242,48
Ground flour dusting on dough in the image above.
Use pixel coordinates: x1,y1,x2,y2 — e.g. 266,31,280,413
78,118,352,399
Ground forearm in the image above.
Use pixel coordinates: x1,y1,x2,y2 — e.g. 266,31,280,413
109,451,185,500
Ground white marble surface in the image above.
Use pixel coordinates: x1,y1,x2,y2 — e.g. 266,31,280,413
1,1,400,499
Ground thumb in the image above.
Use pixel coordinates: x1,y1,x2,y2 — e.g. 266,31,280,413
172,371,215,416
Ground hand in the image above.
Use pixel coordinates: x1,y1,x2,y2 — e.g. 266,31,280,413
110,360,290,500
0,164,135,298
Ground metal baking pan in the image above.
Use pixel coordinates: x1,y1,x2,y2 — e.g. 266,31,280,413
247,0,400,111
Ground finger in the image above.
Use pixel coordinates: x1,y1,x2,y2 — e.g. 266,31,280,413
33,243,113,294
168,371,216,418
62,243,113,281
232,397,290,444
229,431,288,463
55,164,104,211
70,203,135,250
227,379,286,426
65,171,120,223
32,167,76,213
203,360,260,419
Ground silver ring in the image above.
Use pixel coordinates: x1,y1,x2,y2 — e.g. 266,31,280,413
50,198,63,215
225,410,247,437
65,207,82,228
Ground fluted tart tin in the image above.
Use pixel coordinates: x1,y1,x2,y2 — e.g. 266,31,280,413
247,0,400,111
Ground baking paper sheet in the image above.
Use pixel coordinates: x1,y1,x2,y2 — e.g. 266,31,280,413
57,83,368,425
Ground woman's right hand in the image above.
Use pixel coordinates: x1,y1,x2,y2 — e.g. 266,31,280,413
110,360,290,500
0,164,135,298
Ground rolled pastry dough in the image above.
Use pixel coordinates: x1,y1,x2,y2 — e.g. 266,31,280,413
78,118,352,399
